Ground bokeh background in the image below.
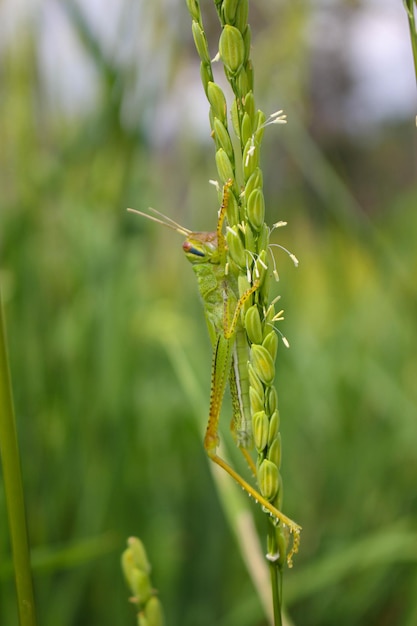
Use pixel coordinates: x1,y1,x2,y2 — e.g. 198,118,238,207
1,1,417,625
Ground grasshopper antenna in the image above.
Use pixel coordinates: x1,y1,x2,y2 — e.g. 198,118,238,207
127,207,191,237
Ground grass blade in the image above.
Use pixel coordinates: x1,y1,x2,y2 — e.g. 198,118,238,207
0,286,38,626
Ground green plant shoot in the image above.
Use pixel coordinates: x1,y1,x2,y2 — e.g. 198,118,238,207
128,179,301,566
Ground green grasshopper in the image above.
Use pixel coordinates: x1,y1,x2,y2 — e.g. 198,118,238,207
129,181,301,562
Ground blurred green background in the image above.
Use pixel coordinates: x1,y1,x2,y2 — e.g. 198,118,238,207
1,1,417,625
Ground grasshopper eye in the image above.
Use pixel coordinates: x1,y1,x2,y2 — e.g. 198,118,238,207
182,232,219,265
183,241,205,258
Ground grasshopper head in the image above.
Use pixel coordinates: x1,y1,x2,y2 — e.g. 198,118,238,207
182,232,219,264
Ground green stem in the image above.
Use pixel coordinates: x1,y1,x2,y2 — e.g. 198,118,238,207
405,0,417,85
0,287,38,626
267,526,283,626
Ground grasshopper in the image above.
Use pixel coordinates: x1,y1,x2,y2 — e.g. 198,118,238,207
129,181,301,563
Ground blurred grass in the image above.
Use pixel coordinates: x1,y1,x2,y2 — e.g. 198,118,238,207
1,2,417,625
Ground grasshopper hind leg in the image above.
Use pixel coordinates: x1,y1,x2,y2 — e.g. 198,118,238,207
205,448,301,566
204,338,301,567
